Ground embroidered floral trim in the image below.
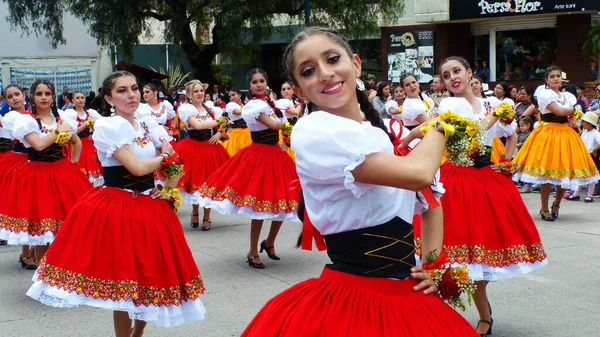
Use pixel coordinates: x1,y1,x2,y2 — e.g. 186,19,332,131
198,184,298,214
133,122,151,148
0,214,61,237
35,262,205,307
151,106,166,118
513,164,600,180
415,238,547,267
80,167,103,179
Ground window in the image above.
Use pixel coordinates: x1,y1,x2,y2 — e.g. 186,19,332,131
495,28,556,81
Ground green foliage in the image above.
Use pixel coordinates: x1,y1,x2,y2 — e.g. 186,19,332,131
148,64,192,91
210,62,232,88
584,23,600,79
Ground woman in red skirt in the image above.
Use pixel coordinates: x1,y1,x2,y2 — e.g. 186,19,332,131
0,79,92,265
241,27,478,337
27,71,206,336
199,68,299,268
176,79,231,230
431,57,547,336
65,91,103,184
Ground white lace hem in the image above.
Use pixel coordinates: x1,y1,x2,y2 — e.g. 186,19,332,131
0,228,54,245
459,260,548,281
180,190,200,205
26,282,206,328
512,172,600,190
198,197,299,222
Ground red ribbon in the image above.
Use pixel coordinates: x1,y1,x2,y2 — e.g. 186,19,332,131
422,249,448,271
389,119,439,209
290,179,327,252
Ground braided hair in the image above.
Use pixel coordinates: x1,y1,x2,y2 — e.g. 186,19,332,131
30,79,60,121
247,68,284,118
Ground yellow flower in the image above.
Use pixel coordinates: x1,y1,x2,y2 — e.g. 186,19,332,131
465,124,477,137
466,139,480,156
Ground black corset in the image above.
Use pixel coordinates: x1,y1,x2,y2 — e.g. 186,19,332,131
251,129,279,145
472,146,493,169
405,125,418,131
231,119,248,129
78,127,91,138
12,141,26,154
323,217,416,279
0,138,11,153
188,129,212,141
541,113,568,124
27,143,65,162
103,166,154,192
289,117,299,126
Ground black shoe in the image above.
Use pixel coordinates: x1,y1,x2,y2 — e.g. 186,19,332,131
19,255,37,270
476,318,493,337
551,201,560,219
247,255,265,269
260,240,280,260
0,239,7,246
540,210,555,222
190,213,199,229
201,219,212,231
566,195,580,201
585,197,594,203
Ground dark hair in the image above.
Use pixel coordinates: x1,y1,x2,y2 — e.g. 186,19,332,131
400,73,425,101
30,79,59,119
143,83,160,102
440,56,471,74
544,65,561,85
4,84,23,94
376,81,389,99
496,82,511,100
519,116,534,131
247,68,269,97
576,83,586,91
562,84,577,97
472,75,485,97
228,88,241,95
283,27,389,137
101,70,136,116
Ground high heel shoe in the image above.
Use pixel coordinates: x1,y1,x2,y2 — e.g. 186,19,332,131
19,255,37,270
476,318,493,337
539,209,555,222
551,201,560,219
247,255,265,269
201,219,212,231
260,240,280,260
190,213,199,229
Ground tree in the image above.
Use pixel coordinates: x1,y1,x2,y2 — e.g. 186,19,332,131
3,0,405,82
584,22,600,80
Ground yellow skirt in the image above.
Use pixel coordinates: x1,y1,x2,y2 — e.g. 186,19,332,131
222,128,252,156
279,131,296,162
512,122,600,189
491,136,504,164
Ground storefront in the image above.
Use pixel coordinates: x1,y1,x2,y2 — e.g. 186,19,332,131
382,0,600,85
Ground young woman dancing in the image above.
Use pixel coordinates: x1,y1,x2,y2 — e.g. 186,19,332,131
27,71,206,336
241,27,479,337
222,88,251,156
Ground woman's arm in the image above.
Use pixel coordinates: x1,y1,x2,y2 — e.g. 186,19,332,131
24,123,72,152
187,116,218,130
112,140,173,177
76,122,87,134
546,102,575,117
69,134,82,163
419,205,443,261
257,113,285,131
415,114,429,124
503,132,518,159
286,104,301,117
521,104,537,118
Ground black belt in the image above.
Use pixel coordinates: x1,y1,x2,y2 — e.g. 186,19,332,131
231,119,248,129
13,141,26,154
0,138,11,153
405,124,418,131
188,129,212,141
250,129,279,145
78,127,91,138
27,143,65,162
541,113,568,124
324,217,416,279
103,166,154,192
289,117,298,126
473,146,493,168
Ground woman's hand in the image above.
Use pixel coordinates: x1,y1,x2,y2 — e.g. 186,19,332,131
151,187,169,200
410,265,438,295
161,139,174,155
280,142,289,152
57,123,73,133
209,132,222,145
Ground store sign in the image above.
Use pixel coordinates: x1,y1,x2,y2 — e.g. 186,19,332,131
450,0,600,20
386,30,434,84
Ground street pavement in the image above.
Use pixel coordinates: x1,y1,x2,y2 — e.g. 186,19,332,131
0,193,598,337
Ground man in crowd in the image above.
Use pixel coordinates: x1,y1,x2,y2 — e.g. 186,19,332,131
58,86,69,108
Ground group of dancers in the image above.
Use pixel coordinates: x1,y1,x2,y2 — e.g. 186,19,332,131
1,26,597,337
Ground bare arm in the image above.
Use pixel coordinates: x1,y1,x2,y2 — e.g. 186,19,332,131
546,102,574,117
521,104,537,118
187,116,218,130
69,134,82,163
415,114,429,124
286,104,301,117
419,205,444,260
112,140,173,177
257,113,285,131
503,132,518,159
24,122,73,151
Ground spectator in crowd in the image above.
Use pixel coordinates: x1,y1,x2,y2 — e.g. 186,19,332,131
517,116,535,193
509,85,519,102
372,81,390,120
22,87,30,110
88,88,104,112
210,84,225,102
428,75,445,108
515,86,538,122
58,86,69,107
366,74,377,101
481,60,490,82
591,62,598,80
473,60,483,77
576,83,590,109
61,92,74,110
0,91,9,115
566,112,600,201
158,88,165,100
563,84,587,113
85,90,96,109
589,82,600,117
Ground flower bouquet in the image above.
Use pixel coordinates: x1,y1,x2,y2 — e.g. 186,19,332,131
281,122,293,147
423,250,476,311
161,187,183,211
493,102,516,125
435,111,487,167
216,116,232,141
157,153,184,188
85,117,95,128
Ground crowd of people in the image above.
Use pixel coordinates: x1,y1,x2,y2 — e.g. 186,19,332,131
0,26,598,337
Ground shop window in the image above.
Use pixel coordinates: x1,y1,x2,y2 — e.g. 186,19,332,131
495,28,556,81
472,35,490,81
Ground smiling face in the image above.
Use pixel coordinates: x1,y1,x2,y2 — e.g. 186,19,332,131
440,59,472,97
402,76,420,99
143,86,157,103
394,86,405,100
33,84,55,112
104,75,140,115
471,77,482,96
189,83,205,105
546,70,562,91
228,90,241,104
250,73,268,97
290,34,361,116
73,92,86,108
5,87,24,111
281,83,294,99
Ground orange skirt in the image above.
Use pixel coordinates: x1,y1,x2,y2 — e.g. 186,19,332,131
512,122,600,189
491,136,504,164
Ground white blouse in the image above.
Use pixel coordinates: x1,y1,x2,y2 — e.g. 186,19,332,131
385,100,400,119
292,110,442,236
64,109,102,127
402,98,432,127
177,103,215,131
92,116,171,167
275,99,297,119
135,101,175,125
536,89,576,114
225,102,244,122
13,112,78,148
241,99,285,132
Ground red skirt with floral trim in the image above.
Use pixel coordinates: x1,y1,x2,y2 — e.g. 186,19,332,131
0,158,92,245
26,186,206,327
242,267,478,337
415,162,547,281
77,136,103,183
177,138,230,203
199,142,299,221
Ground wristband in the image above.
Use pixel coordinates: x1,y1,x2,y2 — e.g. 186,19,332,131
419,121,455,142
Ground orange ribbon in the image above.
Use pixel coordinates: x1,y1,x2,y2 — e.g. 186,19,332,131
290,179,327,252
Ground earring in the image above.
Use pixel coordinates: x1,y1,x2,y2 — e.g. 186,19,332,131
469,77,473,84
356,78,365,91
110,105,115,113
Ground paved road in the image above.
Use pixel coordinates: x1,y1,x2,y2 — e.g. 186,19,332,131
0,193,598,336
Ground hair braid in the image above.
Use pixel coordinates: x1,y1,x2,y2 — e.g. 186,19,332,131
356,88,393,142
